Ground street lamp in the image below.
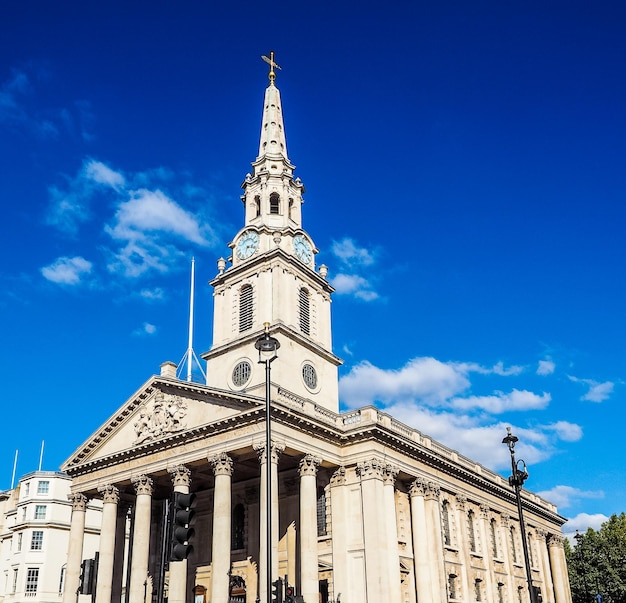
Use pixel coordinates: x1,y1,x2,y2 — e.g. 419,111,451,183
255,322,280,603
502,427,537,603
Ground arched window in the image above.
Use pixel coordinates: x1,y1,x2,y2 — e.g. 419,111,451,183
490,518,499,558
510,525,518,563
527,532,535,567
239,285,253,332
232,503,245,550
288,198,294,220
497,583,505,603
474,578,483,601
448,574,457,600
254,195,261,217
299,288,310,335
468,510,477,552
442,500,451,546
269,193,280,215
317,486,327,536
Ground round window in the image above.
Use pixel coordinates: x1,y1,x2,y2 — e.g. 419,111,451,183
232,361,252,387
302,363,318,390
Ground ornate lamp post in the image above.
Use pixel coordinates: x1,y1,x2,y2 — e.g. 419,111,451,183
255,323,280,603
502,427,537,603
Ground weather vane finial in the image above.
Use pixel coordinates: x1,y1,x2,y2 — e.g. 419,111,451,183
261,51,281,83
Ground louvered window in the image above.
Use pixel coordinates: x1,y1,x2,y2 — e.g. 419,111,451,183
270,193,280,214
299,288,310,335
316,486,327,536
239,285,253,332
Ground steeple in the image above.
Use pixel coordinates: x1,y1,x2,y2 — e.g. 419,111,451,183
203,54,341,412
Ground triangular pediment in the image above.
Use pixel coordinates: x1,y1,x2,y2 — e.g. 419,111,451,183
62,375,262,472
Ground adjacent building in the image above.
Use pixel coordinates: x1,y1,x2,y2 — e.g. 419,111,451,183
59,61,573,603
0,472,101,603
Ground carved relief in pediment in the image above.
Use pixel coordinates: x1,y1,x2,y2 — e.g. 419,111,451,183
134,391,188,444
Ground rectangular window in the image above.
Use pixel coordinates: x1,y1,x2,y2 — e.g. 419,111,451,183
31,531,43,551
25,568,39,595
34,505,46,520
24,482,30,497
11,569,18,594
21,507,27,521
17,532,23,552
37,481,49,495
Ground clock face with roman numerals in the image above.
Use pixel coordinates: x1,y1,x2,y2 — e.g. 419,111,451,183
294,235,312,264
236,231,259,260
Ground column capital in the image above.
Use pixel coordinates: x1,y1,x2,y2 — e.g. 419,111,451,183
131,474,154,496
329,466,346,487
500,512,510,527
547,533,565,549
168,464,192,487
254,441,284,464
409,477,427,497
480,504,490,519
356,458,385,480
424,480,441,501
383,464,399,486
98,484,120,504
210,452,234,476
299,454,321,477
455,494,467,509
68,492,88,511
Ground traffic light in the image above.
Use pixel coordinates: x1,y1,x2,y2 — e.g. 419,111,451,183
169,491,196,561
284,583,294,603
78,558,96,595
271,578,283,603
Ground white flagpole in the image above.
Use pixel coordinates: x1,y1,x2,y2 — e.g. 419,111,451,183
187,258,195,382
10,450,18,489
38,440,44,472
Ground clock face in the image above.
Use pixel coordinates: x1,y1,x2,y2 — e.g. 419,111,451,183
236,231,259,260
293,235,312,264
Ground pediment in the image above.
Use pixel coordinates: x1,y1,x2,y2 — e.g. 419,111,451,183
62,376,261,472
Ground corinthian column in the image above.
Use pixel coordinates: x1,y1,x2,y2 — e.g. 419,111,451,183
255,442,284,603
210,453,233,603
95,485,119,603
128,475,153,603
329,467,348,601
383,465,402,603
423,481,446,602
409,479,431,603
168,466,192,603
548,534,572,603
357,458,390,602
62,493,88,603
299,455,321,603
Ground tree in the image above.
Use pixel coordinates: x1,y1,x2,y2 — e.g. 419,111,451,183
566,513,626,603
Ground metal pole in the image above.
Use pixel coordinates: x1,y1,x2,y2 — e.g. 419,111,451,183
265,357,273,603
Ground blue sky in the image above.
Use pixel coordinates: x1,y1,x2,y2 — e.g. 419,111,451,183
1,2,625,535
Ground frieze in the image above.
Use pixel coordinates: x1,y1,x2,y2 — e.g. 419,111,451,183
134,391,188,445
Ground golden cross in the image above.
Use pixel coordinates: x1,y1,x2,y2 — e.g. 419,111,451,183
261,51,282,83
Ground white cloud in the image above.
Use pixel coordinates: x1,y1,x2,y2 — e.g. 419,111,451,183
568,375,614,402
451,389,550,413
331,238,375,267
84,159,125,190
40,256,93,285
545,420,583,442
537,359,555,375
562,513,609,538
330,273,379,301
536,485,603,510
139,288,165,301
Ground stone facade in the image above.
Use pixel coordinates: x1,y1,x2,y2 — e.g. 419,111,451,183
60,62,572,603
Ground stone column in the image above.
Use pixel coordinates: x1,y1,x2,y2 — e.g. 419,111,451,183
62,493,88,603
168,466,192,603
210,453,233,603
299,455,321,603
423,481,446,602
111,504,129,603
95,485,119,603
409,478,432,603
255,442,284,603
453,495,471,602
548,534,572,603
536,529,555,602
495,512,514,603
329,467,348,602
128,475,153,603
383,465,402,603
357,458,390,602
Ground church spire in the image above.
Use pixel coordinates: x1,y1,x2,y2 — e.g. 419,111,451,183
256,52,289,165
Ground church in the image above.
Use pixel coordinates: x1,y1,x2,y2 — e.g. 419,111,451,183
60,57,573,603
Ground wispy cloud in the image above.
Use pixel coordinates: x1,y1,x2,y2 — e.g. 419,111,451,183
536,485,603,510
537,358,556,375
568,375,615,402
133,322,157,336
40,256,93,285
329,237,379,301
339,355,582,470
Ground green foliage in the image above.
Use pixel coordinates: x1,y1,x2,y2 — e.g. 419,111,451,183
566,513,626,603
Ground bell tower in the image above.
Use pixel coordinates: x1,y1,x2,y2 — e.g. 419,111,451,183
202,53,341,412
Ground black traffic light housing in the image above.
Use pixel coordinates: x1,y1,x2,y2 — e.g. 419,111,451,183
78,557,97,595
284,583,294,603
271,578,283,603
169,491,196,561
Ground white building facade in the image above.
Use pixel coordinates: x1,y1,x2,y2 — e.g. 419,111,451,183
59,62,573,603
0,472,101,603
